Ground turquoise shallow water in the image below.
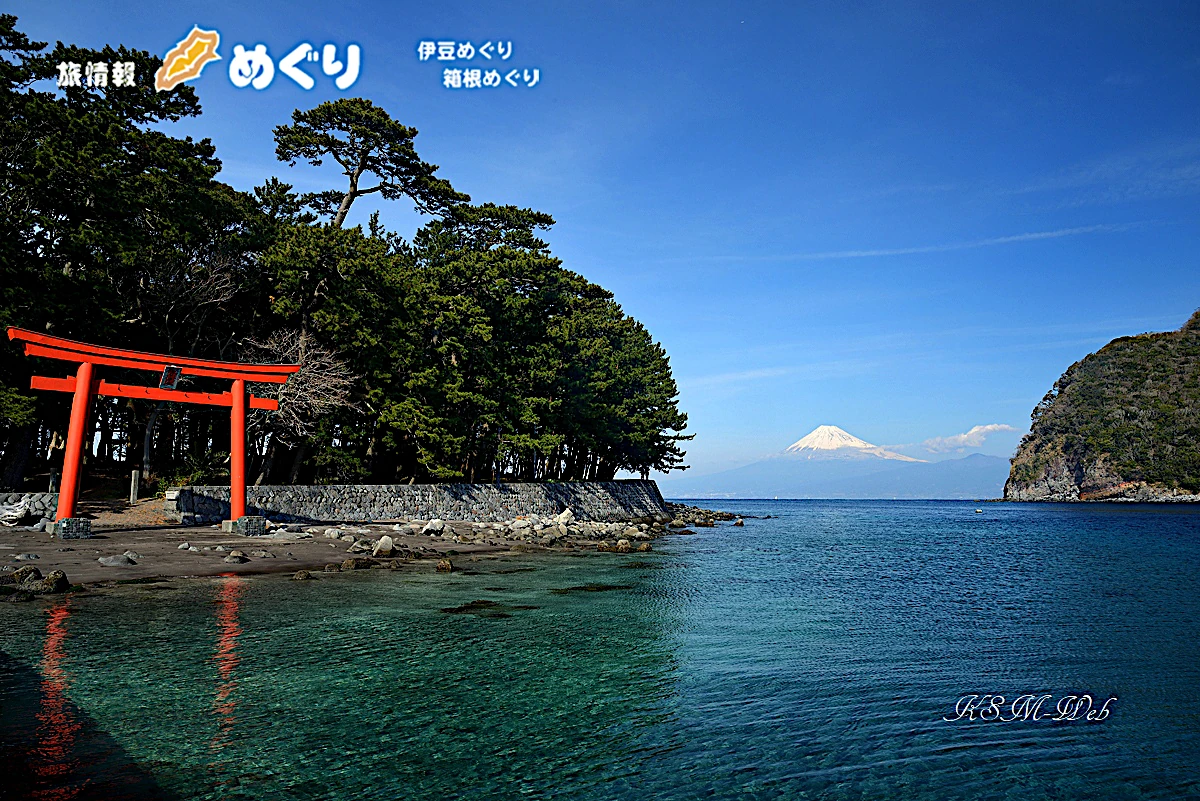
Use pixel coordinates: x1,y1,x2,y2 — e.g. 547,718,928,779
2,500,1199,800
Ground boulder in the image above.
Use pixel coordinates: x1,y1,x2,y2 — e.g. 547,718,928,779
372,535,395,557
510,519,531,530
177,542,191,550
323,529,342,539
11,565,41,584
615,539,632,553
555,508,575,525
292,570,313,581
14,553,39,561
733,519,744,527
248,550,274,558
422,519,445,535
668,519,687,528
223,554,249,564
4,590,34,603
347,539,373,554
22,569,69,594
98,554,136,567
341,557,375,571
324,563,341,572
636,543,652,552
694,520,715,528
123,550,142,560
436,558,453,573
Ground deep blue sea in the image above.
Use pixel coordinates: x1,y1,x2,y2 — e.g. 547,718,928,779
3,500,1199,800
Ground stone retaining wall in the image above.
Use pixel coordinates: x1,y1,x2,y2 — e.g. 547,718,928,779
170,481,669,525
0,492,57,523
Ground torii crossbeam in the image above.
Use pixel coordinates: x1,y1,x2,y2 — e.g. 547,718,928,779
7,327,300,535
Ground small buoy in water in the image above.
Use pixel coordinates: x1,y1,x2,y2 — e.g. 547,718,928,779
974,509,983,513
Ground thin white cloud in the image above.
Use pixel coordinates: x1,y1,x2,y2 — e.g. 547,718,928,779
680,358,881,390
777,224,1133,262
922,424,1019,453
1008,139,1200,206
681,367,795,388
656,222,1136,265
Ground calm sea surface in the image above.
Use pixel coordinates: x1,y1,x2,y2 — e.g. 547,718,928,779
2,500,1199,800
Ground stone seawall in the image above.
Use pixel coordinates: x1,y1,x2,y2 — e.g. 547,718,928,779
170,481,669,525
0,492,58,524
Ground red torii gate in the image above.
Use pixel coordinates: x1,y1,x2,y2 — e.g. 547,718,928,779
7,327,299,534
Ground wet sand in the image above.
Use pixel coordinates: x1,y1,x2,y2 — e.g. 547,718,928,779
1,521,521,586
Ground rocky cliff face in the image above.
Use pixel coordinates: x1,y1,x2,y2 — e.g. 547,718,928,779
1005,310,1200,503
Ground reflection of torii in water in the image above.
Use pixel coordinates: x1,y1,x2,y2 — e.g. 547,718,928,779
210,574,244,754
34,599,82,793
6,327,298,534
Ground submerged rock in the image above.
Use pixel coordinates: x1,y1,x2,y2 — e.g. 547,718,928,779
4,590,34,603
550,584,633,595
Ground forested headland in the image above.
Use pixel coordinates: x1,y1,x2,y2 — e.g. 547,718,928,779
0,16,690,492
1005,309,1200,502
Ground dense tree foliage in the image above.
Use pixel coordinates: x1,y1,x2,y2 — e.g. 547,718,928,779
1007,310,1200,494
0,16,689,491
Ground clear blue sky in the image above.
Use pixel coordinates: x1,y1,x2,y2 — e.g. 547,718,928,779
11,2,1200,477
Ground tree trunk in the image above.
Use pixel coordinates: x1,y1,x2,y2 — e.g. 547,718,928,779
142,402,165,476
0,425,35,490
288,442,309,485
255,435,276,486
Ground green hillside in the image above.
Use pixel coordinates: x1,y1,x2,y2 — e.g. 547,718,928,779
1005,310,1200,501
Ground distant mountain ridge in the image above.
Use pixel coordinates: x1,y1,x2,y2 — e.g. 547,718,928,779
1005,310,1200,502
663,425,1008,499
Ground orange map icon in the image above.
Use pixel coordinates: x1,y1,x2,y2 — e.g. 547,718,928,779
155,26,221,92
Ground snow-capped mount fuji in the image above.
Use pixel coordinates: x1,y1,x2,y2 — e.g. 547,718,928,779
784,425,924,462
659,422,1009,498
